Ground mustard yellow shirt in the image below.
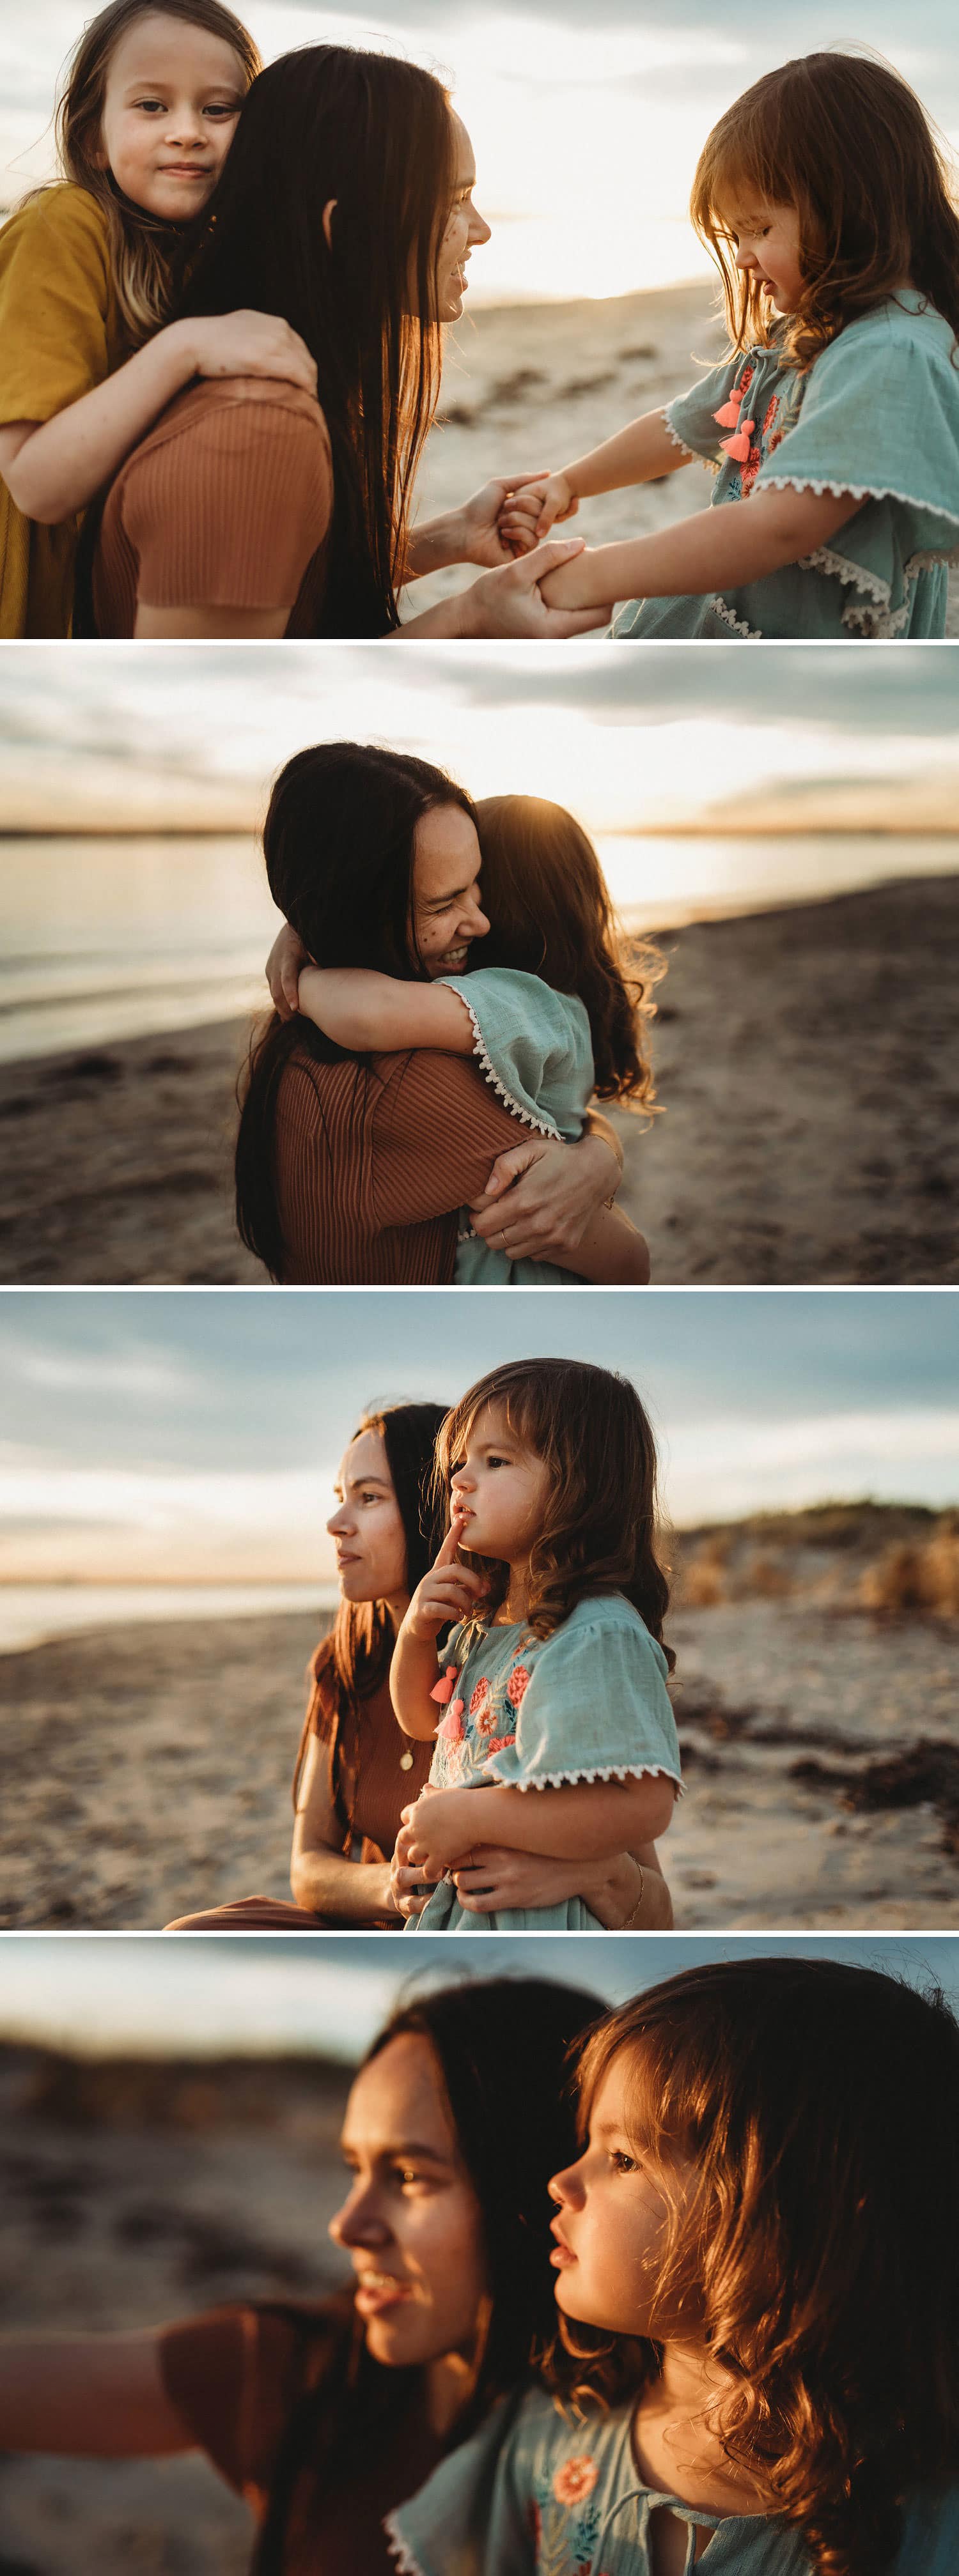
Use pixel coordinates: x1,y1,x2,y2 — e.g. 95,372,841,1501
0,185,125,636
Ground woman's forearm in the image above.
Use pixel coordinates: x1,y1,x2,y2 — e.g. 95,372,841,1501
563,407,692,499
553,1202,650,1284
539,486,861,610
0,322,208,523
403,509,468,579
0,2333,186,2456
289,1839,396,1922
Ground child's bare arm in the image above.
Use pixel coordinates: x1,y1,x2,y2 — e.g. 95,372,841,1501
537,483,862,610
564,1201,651,1285
0,312,316,524
500,410,690,549
297,967,474,1055
405,1772,677,1869
391,1516,487,1739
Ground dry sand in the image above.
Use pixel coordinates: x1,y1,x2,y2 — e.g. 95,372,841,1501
1,875,956,1286
0,2042,352,2575
404,282,958,632
2,1505,957,1931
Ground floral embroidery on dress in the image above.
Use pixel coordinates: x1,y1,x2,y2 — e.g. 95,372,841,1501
506,1664,531,1707
469,1679,490,1717
552,2458,598,2506
486,1732,516,1754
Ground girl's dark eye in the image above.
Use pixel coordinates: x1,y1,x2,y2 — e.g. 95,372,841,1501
611,2148,638,2174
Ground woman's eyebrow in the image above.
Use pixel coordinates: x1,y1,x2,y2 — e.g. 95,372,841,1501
341,2137,454,2165
344,1473,391,1492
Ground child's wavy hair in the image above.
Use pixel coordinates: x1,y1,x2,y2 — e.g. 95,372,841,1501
434,1356,673,1667
691,49,959,371
551,1955,959,2576
476,795,663,1114
54,0,261,342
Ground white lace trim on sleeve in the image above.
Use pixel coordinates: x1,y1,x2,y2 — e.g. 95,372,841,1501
384,2517,427,2576
492,1759,683,1796
452,986,561,1139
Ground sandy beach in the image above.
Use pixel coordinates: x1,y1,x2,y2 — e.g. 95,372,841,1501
405,282,958,633
1,1504,956,1932
0,2041,352,2574
1,874,956,1286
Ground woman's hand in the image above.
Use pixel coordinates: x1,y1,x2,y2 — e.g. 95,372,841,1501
469,1131,620,1263
402,1513,488,1641
182,310,318,397
266,922,309,1017
455,538,612,638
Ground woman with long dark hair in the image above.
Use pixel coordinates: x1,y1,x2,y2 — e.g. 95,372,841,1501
167,1402,670,1932
235,743,646,1287
88,45,606,640
0,1973,605,2572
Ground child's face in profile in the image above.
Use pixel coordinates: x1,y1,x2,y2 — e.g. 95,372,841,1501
449,1401,551,1568
548,2052,698,2340
721,194,803,314
98,10,247,222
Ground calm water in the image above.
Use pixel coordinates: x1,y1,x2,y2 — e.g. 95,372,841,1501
2,831,956,1063
0,1580,337,1656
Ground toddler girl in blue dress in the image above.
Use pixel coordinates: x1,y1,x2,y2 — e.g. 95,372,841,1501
389,1954,959,2575
388,1355,682,1931
499,53,959,641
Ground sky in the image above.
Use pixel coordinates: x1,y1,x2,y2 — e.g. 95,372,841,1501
0,1287,955,1584
3,644,959,838
1,1929,957,2058
3,2,958,301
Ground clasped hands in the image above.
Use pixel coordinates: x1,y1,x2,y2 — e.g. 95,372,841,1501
389,1784,490,1919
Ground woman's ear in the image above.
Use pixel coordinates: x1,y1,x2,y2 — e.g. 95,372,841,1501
322,197,338,251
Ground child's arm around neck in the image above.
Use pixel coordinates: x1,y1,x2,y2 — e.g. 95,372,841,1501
297,966,477,1057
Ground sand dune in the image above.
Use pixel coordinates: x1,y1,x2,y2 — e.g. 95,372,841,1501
0,875,955,1286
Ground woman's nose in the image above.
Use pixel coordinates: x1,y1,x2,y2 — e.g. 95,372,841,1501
469,204,492,247
464,892,490,935
327,1503,352,1537
329,2183,389,2249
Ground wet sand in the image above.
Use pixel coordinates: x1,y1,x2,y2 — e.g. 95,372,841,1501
405,283,958,633
2,1504,956,1931
1,875,956,1286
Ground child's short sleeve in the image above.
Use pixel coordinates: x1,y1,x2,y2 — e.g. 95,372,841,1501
663,355,745,463
483,1604,682,1794
386,2390,536,2576
0,188,118,426
754,299,959,629
438,970,593,1142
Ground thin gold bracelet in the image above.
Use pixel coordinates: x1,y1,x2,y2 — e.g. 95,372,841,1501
622,1864,645,1931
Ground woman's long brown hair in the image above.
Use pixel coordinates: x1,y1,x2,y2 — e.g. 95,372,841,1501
476,795,664,1111
435,1355,674,1667
173,43,456,632
691,50,959,370
54,0,261,341
292,1402,448,1836
553,1955,959,2576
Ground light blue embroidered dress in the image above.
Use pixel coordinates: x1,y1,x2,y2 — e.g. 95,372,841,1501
406,1591,682,1934
387,2380,959,2576
614,293,959,640
437,968,594,1286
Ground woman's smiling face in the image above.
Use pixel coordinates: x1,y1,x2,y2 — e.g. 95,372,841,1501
326,1428,408,1608
436,112,491,321
329,2033,489,2368
411,803,490,976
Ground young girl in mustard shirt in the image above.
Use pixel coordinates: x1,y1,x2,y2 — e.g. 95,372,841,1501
0,0,316,635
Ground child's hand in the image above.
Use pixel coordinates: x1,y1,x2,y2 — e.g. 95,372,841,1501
402,1786,480,1872
187,310,318,397
499,471,578,553
265,922,309,1017
402,1511,488,1642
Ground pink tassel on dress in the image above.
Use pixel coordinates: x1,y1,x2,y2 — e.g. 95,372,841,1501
719,419,754,461
431,1665,458,1705
713,393,744,428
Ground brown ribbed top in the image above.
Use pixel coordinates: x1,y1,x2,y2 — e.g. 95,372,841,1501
273,1042,526,1283
159,2296,442,2576
93,376,333,634
299,1634,433,1866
